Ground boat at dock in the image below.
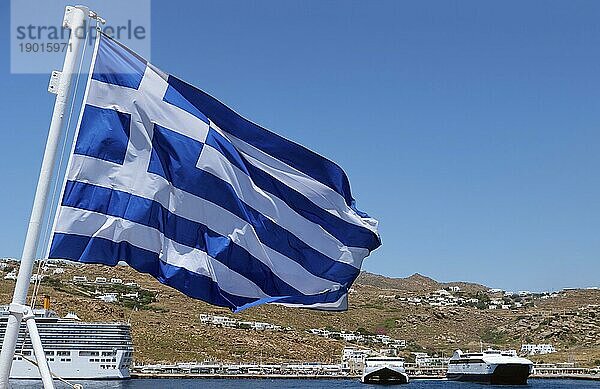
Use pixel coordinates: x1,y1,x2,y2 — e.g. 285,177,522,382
0,303,133,380
361,356,409,385
446,349,533,385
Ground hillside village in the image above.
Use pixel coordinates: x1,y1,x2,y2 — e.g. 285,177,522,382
0,257,599,369
382,286,556,310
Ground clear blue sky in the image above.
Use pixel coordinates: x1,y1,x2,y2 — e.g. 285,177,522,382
1,1,598,292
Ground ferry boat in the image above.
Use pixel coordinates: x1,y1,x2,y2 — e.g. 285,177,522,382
447,349,533,385
361,356,409,385
0,304,133,380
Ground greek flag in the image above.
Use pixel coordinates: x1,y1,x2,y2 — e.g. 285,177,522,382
49,33,380,312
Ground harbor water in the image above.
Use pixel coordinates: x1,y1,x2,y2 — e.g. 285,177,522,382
9,379,600,389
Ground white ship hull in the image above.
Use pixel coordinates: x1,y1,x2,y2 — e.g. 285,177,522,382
10,350,130,380
1,307,133,380
361,366,409,384
447,349,533,385
361,357,409,385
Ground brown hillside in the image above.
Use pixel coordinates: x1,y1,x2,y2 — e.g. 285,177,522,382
0,263,598,367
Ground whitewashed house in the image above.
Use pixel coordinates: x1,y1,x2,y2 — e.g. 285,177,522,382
521,344,556,355
97,293,118,303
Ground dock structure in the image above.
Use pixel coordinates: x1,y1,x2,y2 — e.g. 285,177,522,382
130,362,445,380
131,362,355,379
131,373,359,380
531,374,600,381
130,362,600,381
532,364,600,381
404,363,446,378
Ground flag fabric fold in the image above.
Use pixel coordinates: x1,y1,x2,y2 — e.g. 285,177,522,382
49,33,380,312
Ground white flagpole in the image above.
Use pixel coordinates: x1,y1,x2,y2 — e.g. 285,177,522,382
0,5,88,389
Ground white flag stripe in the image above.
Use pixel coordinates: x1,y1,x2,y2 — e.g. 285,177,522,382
55,206,270,300
66,154,348,295
222,129,377,233
86,79,210,144
137,65,169,100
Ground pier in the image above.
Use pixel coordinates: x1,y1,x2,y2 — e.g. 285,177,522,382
131,373,359,380
130,362,600,381
531,364,600,381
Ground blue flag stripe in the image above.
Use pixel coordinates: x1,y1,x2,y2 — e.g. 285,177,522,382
273,290,348,308
163,84,210,125
91,34,146,90
73,105,131,165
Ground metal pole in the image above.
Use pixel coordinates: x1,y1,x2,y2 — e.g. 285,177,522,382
0,5,88,388
23,308,54,389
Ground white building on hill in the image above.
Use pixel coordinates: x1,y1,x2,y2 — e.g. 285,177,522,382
97,293,118,303
521,344,556,355
341,347,373,363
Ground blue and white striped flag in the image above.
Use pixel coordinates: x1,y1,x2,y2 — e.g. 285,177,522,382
49,33,380,312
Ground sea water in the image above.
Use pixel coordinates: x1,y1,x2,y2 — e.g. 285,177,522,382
9,378,600,389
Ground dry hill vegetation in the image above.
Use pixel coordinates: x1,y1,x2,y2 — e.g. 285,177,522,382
1,263,598,367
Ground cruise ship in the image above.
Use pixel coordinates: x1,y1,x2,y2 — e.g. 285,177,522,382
447,349,533,385
361,356,409,384
0,303,133,380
